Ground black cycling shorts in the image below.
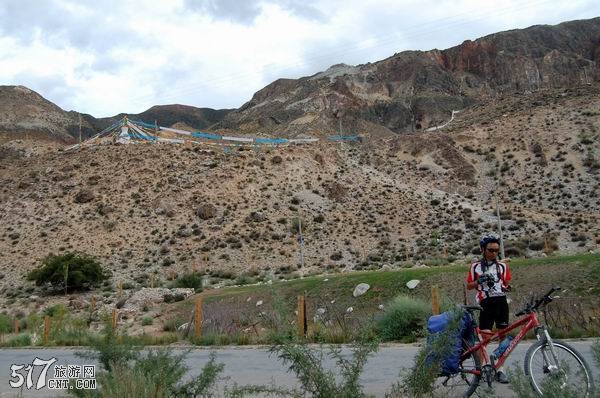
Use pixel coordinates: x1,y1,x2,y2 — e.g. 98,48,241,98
479,296,509,330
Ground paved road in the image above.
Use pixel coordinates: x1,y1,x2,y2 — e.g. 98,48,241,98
0,340,597,397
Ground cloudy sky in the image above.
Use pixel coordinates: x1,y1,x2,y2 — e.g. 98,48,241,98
0,0,597,117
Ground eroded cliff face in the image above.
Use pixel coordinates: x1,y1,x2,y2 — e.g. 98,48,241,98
219,17,600,136
438,18,600,90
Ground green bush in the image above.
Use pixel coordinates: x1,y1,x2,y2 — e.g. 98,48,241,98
142,316,153,326
0,313,11,334
27,252,109,293
376,295,430,342
174,272,203,292
163,318,185,332
7,333,32,347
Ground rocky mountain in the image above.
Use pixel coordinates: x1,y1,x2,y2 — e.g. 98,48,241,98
96,104,234,133
0,86,233,143
0,18,599,316
217,17,600,137
0,86,97,143
1,84,599,301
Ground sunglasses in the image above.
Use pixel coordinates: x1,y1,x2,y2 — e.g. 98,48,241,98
486,248,500,253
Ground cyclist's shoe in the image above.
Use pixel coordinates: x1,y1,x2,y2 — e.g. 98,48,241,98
495,371,509,384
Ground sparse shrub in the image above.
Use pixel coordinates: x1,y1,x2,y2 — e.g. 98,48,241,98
376,296,430,342
162,318,184,332
75,331,224,398
270,330,378,397
234,275,255,286
142,316,153,326
7,333,32,347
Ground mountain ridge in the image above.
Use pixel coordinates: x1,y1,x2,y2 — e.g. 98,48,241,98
1,17,599,142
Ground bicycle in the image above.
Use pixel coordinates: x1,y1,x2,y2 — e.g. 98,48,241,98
442,286,595,397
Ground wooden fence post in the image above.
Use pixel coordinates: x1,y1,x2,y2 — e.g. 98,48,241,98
431,285,440,315
43,316,50,345
112,309,117,330
195,297,203,339
297,295,307,338
90,296,96,313
14,318,19,334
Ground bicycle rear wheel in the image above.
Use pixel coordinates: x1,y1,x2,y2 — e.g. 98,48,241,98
433,339,482,398
524,340,595,397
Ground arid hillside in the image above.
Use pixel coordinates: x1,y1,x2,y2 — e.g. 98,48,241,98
1,84,599,311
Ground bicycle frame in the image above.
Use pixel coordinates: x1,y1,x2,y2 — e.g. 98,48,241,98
462,310,541,372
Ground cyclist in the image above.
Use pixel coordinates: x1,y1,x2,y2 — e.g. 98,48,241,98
466,235,511,384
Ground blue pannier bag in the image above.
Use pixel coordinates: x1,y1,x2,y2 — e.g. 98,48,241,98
425,310,474,376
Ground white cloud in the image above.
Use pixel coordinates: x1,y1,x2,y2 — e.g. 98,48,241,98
0,0,597,117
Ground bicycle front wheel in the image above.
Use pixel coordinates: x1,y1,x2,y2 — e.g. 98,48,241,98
524,340,595,397
431,338,482,398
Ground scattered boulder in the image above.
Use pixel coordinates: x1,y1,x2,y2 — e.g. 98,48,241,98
271,155,283,164
122,288,194,311
74,189,95,204
177,322,190,332
406,280,420,290
246,211,266,223
115,297,128,309
314,153,324,165
326,182,348,202
153,198,176,217
353,283,370,297
196,204,217,220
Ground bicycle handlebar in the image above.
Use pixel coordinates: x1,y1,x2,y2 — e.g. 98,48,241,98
515,286,561,317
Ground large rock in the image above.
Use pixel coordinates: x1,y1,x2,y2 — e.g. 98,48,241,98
406,280,421,290
74,189,95,204
353,283,370,297
196,204,217,220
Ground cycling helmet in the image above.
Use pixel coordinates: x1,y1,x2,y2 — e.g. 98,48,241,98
479,234,500,250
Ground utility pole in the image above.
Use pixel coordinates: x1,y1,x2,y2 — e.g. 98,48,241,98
338,118,344,150
78,113,82,148
495,193,505,260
